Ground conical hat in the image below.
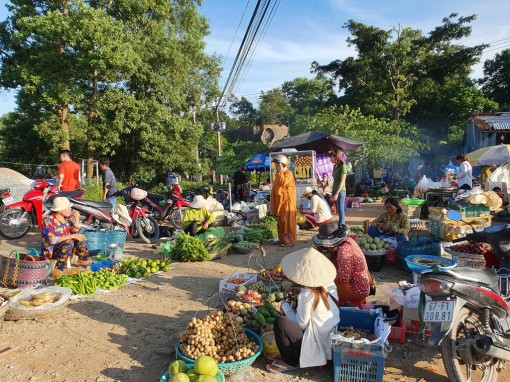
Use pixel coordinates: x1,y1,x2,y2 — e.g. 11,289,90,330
281,248,336,287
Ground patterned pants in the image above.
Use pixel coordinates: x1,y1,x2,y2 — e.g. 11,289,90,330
52,239,89,270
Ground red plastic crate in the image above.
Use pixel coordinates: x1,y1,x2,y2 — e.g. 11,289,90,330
388,318,406,344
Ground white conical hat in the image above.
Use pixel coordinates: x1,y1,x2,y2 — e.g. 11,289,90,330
281,247,336,287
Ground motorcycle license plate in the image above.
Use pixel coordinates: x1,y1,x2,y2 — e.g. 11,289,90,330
2,196,13,206
423,300,455,322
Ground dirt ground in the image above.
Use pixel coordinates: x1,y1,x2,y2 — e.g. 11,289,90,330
0,201,508,382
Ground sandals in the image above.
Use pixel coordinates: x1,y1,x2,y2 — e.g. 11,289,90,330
266,359,299,373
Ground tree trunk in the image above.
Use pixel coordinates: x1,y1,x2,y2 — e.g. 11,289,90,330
86,68,99,180
60,105,70,149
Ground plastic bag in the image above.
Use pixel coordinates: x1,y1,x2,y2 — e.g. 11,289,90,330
9,285,72,310
261,331,280,360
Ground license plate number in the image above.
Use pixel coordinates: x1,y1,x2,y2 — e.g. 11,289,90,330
2,196,13,206
424,300,455,322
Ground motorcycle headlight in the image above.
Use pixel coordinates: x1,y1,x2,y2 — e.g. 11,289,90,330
419,278,454,295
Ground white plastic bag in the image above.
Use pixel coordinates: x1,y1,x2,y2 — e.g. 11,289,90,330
9,286,72,310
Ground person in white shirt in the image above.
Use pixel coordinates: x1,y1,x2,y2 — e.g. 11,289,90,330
299,187,332,228
266,248,340,373
456,154,473,190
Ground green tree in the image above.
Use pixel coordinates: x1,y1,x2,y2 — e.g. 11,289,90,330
480,49,510,110
258,88,293,125
313,14,487,121
293,106,425,168
281,76,337,128
0,0,221,182
229,96,258,127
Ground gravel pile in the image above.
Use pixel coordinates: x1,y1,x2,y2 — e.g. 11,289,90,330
0,168,34,202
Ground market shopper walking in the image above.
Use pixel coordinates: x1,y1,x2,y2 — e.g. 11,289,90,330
330,148,347,227
57,149,81,192
270,154,297,247
456,154,473,191
232,167,248,202
99,157,118,207
266,247,340,373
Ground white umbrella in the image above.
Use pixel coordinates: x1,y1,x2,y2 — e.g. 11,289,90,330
476,144,510,166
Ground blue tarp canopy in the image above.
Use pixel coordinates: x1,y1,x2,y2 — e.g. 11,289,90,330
245,153,270,172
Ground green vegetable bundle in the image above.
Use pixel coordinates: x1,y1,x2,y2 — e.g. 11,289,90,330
170,232,211,262
55,270,128,295
261,216,278,238
243,227,273,243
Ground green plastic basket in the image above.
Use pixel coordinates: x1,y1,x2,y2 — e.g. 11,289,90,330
450,203,490,218
175,328,263,375
402,198,426,206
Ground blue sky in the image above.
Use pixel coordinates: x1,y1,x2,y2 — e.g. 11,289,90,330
0,0,508,115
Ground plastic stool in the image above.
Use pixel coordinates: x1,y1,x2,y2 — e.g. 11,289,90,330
351,201,361,208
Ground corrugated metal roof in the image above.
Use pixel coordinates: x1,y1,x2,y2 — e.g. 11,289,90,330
471,113,510,132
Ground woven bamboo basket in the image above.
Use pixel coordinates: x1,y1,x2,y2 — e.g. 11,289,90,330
4,300,69,321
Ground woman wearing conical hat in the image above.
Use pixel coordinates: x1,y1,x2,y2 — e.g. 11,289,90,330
266,247,340,373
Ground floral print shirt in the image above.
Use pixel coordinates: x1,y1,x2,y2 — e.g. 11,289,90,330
41,213,79,258
371,212,410,235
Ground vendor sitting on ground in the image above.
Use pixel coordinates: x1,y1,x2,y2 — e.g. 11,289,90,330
42,197,89,271
299,187,332,228
493,186,509,209
266,247,340,373
182,195,214,236
368,197,410,242
312,222,374,308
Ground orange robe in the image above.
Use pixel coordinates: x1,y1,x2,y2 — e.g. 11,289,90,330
270,168,297,245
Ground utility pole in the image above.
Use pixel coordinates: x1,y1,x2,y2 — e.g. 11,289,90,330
191,106,202,182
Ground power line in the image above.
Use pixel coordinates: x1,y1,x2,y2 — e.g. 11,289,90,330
221,0,252,67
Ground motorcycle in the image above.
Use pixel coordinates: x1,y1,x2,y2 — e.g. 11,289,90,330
0,188,13,212
0,179,83,239
118,184,189,229
418,209,510,382
74,186,160,244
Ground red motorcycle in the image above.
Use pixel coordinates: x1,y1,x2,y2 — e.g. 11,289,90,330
0,179,84,239
119,184,189,229
73,187,159,244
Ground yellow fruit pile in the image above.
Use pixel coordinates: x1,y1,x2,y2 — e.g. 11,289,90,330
168,357,218,382
178,310,259,364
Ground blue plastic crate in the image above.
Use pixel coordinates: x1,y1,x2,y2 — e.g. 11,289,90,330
334,308,386,382
83,229,127,254
334,345,385,382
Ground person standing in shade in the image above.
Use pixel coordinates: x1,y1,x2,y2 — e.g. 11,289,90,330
330,148,347,227
99,157,118,207
232,167,248,202
57,149,81,192
270,154,297,247
456,154,473,191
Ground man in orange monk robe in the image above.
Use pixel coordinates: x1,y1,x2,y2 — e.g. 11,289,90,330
270,154,297,247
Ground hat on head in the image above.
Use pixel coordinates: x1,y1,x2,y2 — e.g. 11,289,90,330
281,248,336,287
190,195,207,209
272,154,288,165
51,197,73,212
301,186,313,198
312,222,349,247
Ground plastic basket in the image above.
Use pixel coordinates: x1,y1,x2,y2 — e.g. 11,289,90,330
402,198,426,206
364,255,384,272
175,328,263,376
397,236,441,272
333,346,385,382
403,205,422,218
388,318,406,344
450,203,491,218
160,364,225,382
404,255,457,273
82,229,127,254
90,260,119,272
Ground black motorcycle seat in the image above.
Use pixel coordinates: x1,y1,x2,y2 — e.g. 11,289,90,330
71,199,112,210
47,189,84,204
453,267,499,288
147,193,165,202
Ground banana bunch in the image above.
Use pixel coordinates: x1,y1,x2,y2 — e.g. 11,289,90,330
19,292,61,307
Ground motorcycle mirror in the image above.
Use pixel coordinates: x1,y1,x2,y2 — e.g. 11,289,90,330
446,210,462,222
